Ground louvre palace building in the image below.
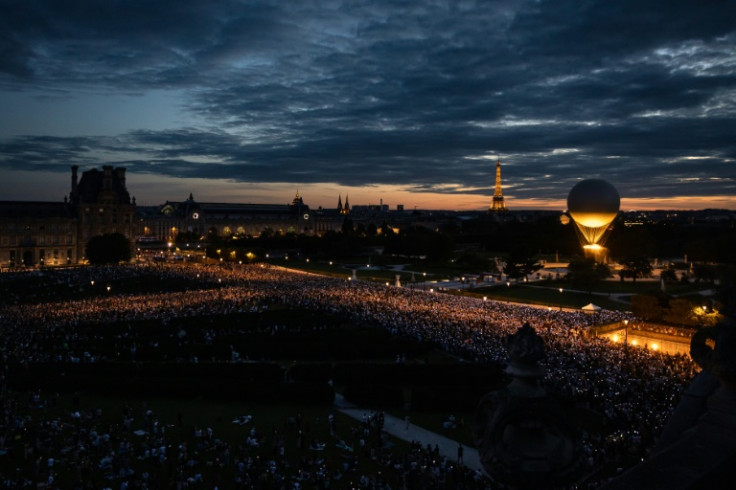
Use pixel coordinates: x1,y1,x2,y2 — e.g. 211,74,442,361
0,166,136,269
0,166,340,269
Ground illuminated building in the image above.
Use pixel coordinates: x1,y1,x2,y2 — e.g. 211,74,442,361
140,191,315,242
0,165,135,268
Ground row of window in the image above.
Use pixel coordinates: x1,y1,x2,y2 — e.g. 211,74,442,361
2,248,74,266
0,235,74,246
82,216,132,224
0,224,74,232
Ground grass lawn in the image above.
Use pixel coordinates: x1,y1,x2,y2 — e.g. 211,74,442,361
269,259,446,284
463,284,628,311
2,392,413,488
539,279,709,295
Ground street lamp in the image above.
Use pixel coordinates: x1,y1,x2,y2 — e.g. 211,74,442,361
559,288,563,311
624,319,629,349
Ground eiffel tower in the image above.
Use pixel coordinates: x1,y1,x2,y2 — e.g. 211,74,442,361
490,159,507,212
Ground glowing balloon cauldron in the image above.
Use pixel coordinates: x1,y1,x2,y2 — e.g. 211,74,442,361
566,179,620,248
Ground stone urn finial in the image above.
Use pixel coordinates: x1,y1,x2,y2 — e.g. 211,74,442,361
474,323,582,488
691,323,736,392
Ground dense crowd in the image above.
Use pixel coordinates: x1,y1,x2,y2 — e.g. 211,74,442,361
0,390,486,489
0,263,700,488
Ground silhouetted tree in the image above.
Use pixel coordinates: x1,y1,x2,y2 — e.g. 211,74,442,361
660,268,678,284
664,298,698,327
631,294,664,322
620,256,653,283
86,233,132,264
692,263,717,284
455,251,492,271
503,250,542,281
566,259,611,294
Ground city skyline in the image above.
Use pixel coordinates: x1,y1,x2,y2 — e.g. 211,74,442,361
1,1,735,211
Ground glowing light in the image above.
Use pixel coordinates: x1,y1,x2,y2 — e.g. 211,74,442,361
583,244,603,251
567,179,620,247
651,343,659,351
631,340,638,346
612,334,620,342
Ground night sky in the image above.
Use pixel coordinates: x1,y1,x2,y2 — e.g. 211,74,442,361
1,0,735,210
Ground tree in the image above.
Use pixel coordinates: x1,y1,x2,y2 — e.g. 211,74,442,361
380,221,395,237
566,259,611,294
86,233,132,264
456,251,492,271
619,256,653,283
664,298,698,327
692,263,717,284
503,250,542,282
660,268,678,284
631,294,664,322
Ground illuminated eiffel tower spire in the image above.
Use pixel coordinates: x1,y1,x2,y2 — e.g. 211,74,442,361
490,159,507,212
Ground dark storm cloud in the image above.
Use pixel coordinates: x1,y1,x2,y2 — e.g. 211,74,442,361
1,0,735,205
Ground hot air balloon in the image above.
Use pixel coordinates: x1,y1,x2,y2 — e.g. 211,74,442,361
566,179,620,251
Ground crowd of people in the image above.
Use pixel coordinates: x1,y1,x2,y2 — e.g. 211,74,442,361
0,389,489,489
0,262,702,488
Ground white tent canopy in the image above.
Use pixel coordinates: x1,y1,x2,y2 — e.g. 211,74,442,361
581,303,602,313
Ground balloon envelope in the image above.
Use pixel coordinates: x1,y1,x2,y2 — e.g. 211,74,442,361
567,179,620,245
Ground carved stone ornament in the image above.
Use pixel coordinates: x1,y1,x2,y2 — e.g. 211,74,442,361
474,323,582,488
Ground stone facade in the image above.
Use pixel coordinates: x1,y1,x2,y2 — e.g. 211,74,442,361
0,165,136,268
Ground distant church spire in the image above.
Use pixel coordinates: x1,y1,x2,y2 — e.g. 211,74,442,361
341,194,350,215
490,159,507,212
337,194,343,213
